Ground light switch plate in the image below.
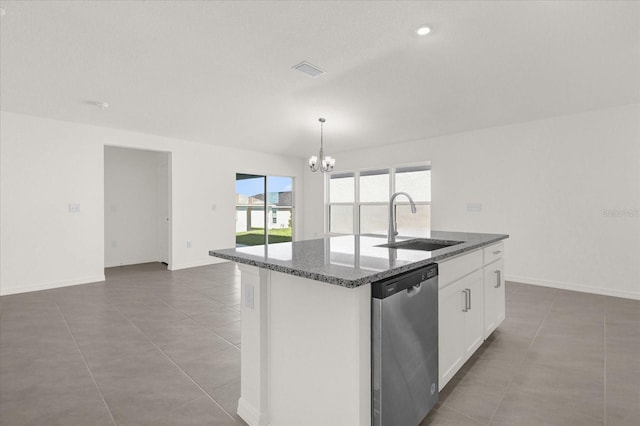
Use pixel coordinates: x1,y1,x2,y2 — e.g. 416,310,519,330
68,203,81,213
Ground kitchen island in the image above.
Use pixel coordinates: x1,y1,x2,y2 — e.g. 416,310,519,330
210,231,508,426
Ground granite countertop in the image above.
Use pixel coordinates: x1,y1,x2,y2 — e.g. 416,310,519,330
209,230,508,288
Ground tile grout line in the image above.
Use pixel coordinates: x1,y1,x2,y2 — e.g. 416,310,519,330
154,297,241,350
486,288,559,426
110,268,241,350
110,303,241,424
155,294,242,339
54,303,118,426
437,400,486,426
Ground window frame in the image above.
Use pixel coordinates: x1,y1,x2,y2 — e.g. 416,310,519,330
325,162,431,236
235,173,296,246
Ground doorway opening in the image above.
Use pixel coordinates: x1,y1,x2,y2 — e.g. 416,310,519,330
104,146,172,269
235,174,294,247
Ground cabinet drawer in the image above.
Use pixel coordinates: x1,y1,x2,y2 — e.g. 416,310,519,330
484,242,504,265
438,249,483,288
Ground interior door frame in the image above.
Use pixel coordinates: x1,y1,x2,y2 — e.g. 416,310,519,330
103,145,172,270
159,152,172,268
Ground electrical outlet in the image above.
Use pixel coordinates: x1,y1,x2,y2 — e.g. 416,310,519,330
68,203,81,213
187,240,192,248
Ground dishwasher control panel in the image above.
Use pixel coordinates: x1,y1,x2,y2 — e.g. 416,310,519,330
371,263,438,299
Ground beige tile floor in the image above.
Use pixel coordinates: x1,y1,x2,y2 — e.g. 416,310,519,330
422,281,640,426
0,262,638,425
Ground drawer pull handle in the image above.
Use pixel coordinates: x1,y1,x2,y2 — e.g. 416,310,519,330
493,250,502,255
467,288,471,311
461,289,469,312
494,270,501,288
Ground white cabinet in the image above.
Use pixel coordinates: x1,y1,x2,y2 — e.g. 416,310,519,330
483,241,504,266
438,242,506,390
438,278,466,388
483,258,505,339
463,272,484,356
438,268,483,389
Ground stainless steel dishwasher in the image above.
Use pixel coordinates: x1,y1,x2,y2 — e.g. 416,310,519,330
372,264,439,426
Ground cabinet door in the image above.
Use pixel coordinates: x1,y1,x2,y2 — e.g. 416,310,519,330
483,259,505,339
461,270,484,360
438,280,465,390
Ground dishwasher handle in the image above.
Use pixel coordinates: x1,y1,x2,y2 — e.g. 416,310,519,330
406,282,422,297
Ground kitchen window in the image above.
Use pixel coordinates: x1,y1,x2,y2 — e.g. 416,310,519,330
326,163,431,236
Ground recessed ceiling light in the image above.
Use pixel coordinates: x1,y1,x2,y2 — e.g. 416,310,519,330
292,61,325,78
415,25,431,36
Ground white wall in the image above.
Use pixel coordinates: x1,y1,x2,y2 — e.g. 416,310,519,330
104,146,166,267
0,111,305,295
304,104,640,299
0,114,105,295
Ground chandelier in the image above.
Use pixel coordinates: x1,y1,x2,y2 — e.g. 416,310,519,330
308,118,335,173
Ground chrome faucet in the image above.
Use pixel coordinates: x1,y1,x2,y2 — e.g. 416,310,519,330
388,192,417,243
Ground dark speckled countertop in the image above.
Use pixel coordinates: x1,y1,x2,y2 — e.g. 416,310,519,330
209,231,508,288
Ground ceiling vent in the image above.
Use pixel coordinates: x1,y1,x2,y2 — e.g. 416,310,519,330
292,61,325,78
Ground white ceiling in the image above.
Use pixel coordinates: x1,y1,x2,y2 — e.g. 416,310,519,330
1,1,639,158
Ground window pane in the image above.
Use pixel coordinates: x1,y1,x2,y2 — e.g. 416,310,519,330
360,169,389,202
360,205,388,235
329,205,353,234
395,204,431,234
267,176,293,244
329,173,355,203
236,174,266,247
395,166,431,202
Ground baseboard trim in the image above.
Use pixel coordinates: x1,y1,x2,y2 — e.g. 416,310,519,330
237,397,267,426
506,274,640,300
0,274,106,296
169,257,228,271
104,258,163,268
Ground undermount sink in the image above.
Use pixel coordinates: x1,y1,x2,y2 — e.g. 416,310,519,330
377,238,464,252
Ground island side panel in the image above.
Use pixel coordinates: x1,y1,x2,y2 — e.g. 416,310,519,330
268,270,372,426
237,264,270,425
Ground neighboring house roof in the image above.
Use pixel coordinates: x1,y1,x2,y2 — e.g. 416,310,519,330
277,192,292,207
236,194,271,206
246,191,293,207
